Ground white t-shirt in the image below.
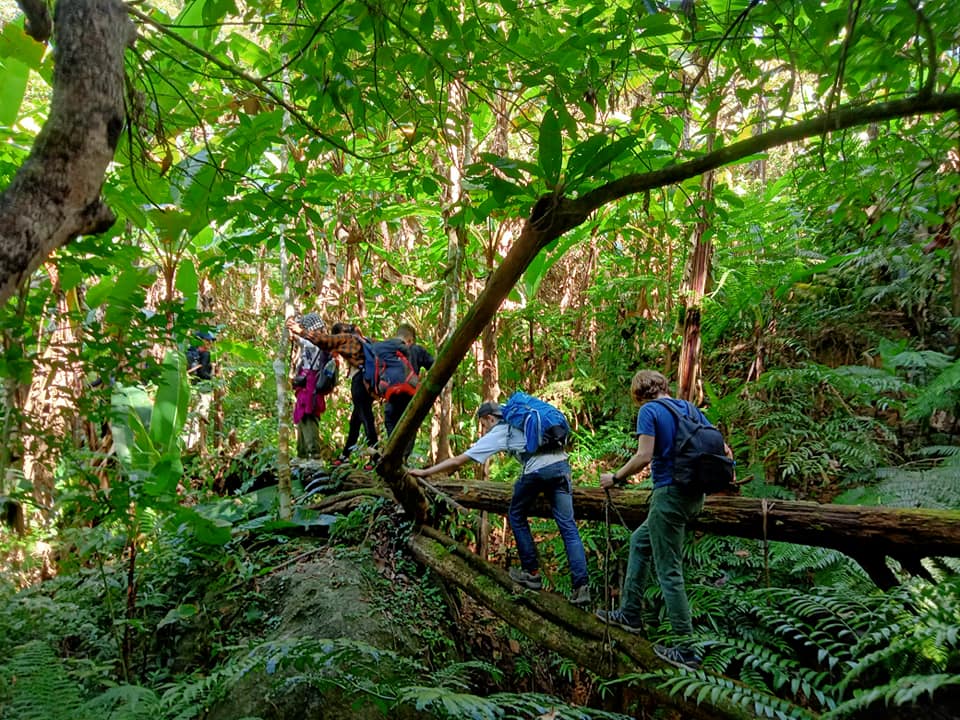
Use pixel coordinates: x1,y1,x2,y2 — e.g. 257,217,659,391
464,422,568,475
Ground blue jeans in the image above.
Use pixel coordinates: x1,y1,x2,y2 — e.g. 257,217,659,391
620,484,704,638
508,461,589,589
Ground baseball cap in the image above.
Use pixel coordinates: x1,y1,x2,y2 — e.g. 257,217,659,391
476,401,501,419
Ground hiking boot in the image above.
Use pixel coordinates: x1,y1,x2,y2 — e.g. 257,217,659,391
569,584,591,607
654,644,702,670
509,567,543,590
594,608,643,634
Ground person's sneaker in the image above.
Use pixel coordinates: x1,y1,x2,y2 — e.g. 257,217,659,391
508,567,543,590
569,585,591,607
654,644,702,670
594,608,643,634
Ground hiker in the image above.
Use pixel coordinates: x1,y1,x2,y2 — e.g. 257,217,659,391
596,369,727,670
285,317,378,467
383,323,434,459
408,400,591,607
290,313,334,459
186,330,215,383
330,322,379,467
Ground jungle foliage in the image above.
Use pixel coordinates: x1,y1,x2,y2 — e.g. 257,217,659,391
1,0,959,717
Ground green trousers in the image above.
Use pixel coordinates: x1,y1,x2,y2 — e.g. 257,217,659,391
620,484,704,639
296,416,321,458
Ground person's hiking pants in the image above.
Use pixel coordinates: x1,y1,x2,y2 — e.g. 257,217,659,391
342,371,377,457
508,460,589,589
620,483,704,637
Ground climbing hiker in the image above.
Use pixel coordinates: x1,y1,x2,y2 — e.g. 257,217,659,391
330,321,379,467
286,317,377,468
290,313,336,459
596,369,731,670
382,322,433,460
408,399,591,607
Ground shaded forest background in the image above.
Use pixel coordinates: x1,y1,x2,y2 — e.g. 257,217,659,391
0,0,959,718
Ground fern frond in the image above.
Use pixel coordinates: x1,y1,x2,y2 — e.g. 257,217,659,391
493,691,630,719
82,685,162,720
396,685,502,720
824,674,960,719
628,669,820,720
0,641,85,720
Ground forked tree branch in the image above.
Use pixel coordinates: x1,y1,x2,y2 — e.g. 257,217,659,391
382,92,960,521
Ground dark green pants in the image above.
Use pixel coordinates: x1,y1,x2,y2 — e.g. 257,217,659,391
620,484,704,639
296,416,321,458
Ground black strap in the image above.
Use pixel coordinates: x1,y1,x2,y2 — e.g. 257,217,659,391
651,397,694,422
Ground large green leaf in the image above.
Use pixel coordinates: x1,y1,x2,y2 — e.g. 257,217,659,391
150,350,190,453
110,385,156,474
0,57,28,127
538,108,563,188
175,258,200,312
172,506,232,545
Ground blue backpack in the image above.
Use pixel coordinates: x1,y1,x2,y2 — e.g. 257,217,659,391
500,391,571,456
362,339,420,400
653,399,735,495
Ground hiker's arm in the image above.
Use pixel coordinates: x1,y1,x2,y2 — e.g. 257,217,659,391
408,453,472,478
600,434,655,489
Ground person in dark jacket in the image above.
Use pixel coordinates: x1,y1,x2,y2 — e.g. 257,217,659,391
385,323,434,460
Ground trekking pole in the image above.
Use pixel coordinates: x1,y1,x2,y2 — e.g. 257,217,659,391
602,484,615,672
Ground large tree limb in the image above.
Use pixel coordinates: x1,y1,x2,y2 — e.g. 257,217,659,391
16,0,52,41
336,475,960,588
379,92,960,521
0,0,134,306
410,525,795,720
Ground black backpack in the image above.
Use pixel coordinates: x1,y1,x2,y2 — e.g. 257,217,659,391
314,351,339,395
653,398,735,495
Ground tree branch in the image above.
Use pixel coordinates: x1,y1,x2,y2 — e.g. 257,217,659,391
379,92,960,505
17,0,52,41
0,0,135,306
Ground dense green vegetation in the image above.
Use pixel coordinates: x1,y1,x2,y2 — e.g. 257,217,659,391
1,0,959,717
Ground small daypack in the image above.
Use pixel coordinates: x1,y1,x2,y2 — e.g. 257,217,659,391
362,339,420,400
315,352,339,395
500,391,571,457
653,399,735,495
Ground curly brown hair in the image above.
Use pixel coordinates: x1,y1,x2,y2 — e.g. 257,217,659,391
630,370,670,405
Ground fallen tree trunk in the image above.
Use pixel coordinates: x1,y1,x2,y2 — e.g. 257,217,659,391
335,474,960,588
410,525,780,720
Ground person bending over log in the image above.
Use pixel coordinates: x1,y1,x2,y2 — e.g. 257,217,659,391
408,400,591,608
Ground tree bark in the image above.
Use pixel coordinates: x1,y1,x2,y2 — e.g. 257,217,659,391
410,526,774,720
0,0,134,307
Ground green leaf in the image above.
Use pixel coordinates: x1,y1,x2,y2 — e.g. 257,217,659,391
157,604,198,629
110,385,155,474
144,455,184,496
174,507,232,545
0,57,28,126
175,259,200,312
150,351,189,453
538,109,563,188
0,21,45,70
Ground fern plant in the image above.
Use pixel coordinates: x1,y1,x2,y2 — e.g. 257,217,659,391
619,574,960,719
